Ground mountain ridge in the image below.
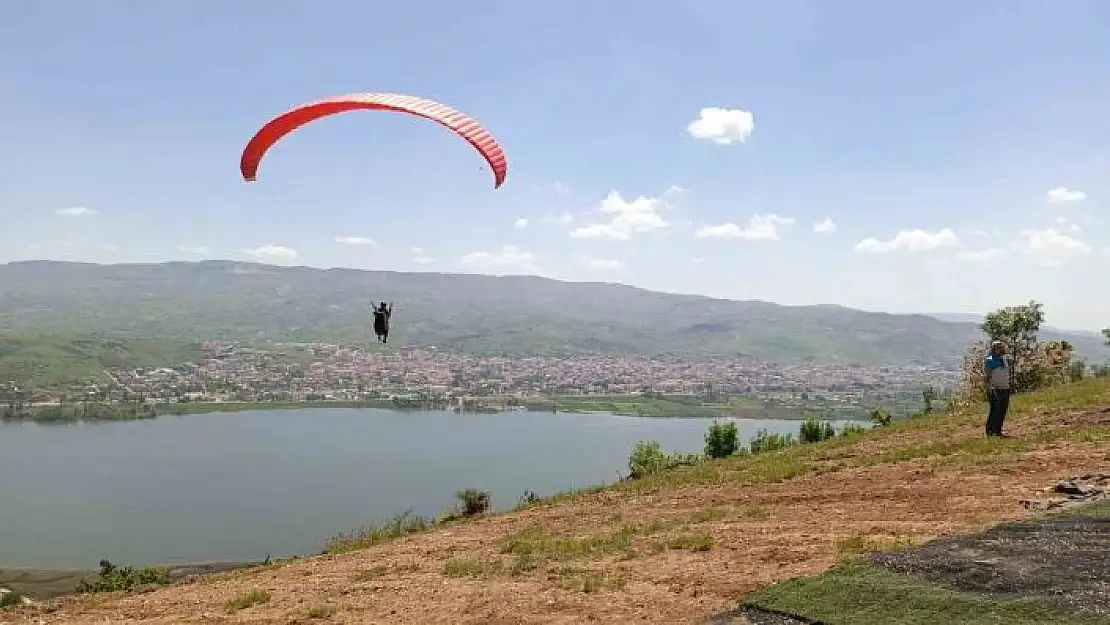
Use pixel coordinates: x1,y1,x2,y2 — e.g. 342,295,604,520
0,260,1102,366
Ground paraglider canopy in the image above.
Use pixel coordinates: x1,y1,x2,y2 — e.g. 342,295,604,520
239,92,508,188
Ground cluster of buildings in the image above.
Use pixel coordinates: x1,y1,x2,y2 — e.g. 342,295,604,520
55,341,960,411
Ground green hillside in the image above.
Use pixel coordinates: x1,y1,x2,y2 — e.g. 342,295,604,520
0,333,204,387
0,260,1102,365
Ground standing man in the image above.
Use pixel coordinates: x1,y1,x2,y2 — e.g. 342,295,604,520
983,340,1010,437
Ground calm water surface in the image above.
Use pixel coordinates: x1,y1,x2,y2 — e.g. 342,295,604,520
0,408,859,569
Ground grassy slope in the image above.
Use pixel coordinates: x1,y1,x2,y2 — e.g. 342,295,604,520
4,379,1110,624
0,333,204,386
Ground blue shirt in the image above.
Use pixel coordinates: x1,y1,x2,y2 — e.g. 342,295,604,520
985,354,1009,389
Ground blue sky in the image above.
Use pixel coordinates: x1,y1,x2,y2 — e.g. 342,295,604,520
2,0,1108,330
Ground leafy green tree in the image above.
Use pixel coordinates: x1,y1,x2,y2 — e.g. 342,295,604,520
921,387,937,414
704,419,739,458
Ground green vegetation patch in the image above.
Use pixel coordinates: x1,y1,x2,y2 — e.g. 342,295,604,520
744,563,1110,625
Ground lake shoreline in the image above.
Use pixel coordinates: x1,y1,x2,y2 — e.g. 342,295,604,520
6,397,870,423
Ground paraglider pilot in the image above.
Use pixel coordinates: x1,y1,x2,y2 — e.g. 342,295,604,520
372,302,393,344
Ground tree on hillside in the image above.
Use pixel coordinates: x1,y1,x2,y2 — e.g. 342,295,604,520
956,300,1074,402
1103,327,1109,345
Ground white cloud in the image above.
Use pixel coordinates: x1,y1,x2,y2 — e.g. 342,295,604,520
854,228,959,253
690,257,706,264
514,218,528,229
570,191,670,240
813,217,837,233
686,107,755,145
559,211,575,224
243,244,298,263
954,248,1007,262
694,214,795,240
666,185,687,194
335,236,377,246
411,246,433,264
460,245,539,275
1013,228,1090,266
177,245,212,255
586,258,623,271
1046,187,1087,203
55,206,96,216
552,182,571,196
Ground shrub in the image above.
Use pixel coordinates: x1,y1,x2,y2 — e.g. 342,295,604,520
869,408,892,427
748,429,794,454
704,419,739,458
627,440,700,479
840,423,866,437
518,490,541,506
455,488,492,516
798,418,837,443
0,590,25,608
75,559,171,594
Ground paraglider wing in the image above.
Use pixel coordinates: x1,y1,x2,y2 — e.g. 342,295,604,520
239,93,508,188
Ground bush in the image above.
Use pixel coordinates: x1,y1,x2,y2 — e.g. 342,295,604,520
748,429,794,454
868,408,893,427
840,423,866,437
627,440,700,479
798,419,837,443
704,419,739,458
518,490,541,506
75,559,171,594
455,488,492,516
0,590,25,608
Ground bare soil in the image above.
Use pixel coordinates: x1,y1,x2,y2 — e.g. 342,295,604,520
3,403,1108,625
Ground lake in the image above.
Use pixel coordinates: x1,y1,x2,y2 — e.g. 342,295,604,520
0,408,862,570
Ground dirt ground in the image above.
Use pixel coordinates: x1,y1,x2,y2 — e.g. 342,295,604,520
3,404,1109,625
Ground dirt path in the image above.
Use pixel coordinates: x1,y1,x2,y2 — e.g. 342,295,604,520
4,404,1109,625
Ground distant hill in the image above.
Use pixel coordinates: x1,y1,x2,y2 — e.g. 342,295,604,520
0,260,1103,366
925,313,1101,337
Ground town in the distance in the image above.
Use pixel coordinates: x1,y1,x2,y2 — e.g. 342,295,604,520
4,339,962,422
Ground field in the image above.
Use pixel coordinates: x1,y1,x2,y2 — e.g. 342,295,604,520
3,377,1108,624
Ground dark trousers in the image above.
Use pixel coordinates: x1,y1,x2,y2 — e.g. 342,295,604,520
986,389,1010,436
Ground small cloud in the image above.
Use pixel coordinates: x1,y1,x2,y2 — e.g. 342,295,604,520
411,246,433,264
1054,217,1082,233
855,228,958,253
514,218,528,229
552,182,571,196
1046,187,1086,203
335,236,377,246
1013,228,1090,266
666,185,687,194
177,245,212,255
559,211,575,224
55,206,96,216
969,229,991,238
690,257,706,264
812,217,837,233
586,258,623,271
686,107,754,145
570,190,670,240
695,214,795,240
243,244,298,263
460,245,539,275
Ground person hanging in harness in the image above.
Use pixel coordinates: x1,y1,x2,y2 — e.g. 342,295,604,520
372,301,393,344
